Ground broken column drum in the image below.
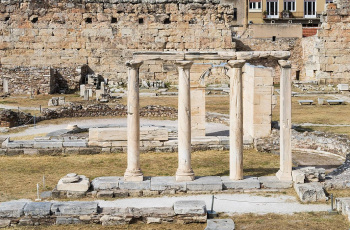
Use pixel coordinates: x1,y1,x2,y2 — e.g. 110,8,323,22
276,60,292,181
124,60,144,182
227,60,246,181
175,61,195,182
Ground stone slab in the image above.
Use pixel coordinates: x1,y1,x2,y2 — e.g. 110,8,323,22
119,177,151,190
174,200,206,215
0,201,28,218
56,216,82,225
62,141,87,147
33,141,63,149
294,182,326,202
7,141,34,148
259,176,292,189
0,219,11,228
98,201,128,215
205,219,235,230
23,202,52,216
91,176,122,191
292,170,305,184
150,176,186,191
51,202,98,215
57,175,90,192
89,127,168,142
186,176,222,191
221,176,260,190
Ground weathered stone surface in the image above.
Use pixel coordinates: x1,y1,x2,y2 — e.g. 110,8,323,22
23,202,52,217
221,176,260,189
294,182,326,202
186,176,222,191
91,176,121,191
292,170,305,184
56,217,82,225
97,191,114,198
174,200,206,215
98,201,127,215
51,202,98,215
57,175,90,192
119,178,151,190
0,219,11,228
205,219,235,230
150,176,186,191
0,201,28,218
259,176,292,189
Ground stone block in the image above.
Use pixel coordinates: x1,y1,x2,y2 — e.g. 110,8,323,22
150,176,186,191
57,175,90,192
91,176,121,191
23,202,52,216
62,141,87,147
51,202,98,215
0,219,11,228
292,170,305,184
294,182,326,202
221,176,260,190
97,191,114,198
141,206,175,217
98,201,127,215
0,201,28,218
186,176,222,191
205,219,235,230
174,200,207,215
119,178,151,190
56,217,82,225
259,176,292,189
34,141,63,148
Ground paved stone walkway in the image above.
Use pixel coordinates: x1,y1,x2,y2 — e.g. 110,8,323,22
98,193,329,215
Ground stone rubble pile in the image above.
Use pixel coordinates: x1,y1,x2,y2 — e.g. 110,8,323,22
0,109,38,128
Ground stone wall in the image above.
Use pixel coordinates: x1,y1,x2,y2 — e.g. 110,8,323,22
0,0,239,93
234,37,302,83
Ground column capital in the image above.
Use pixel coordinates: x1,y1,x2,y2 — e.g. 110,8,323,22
227,60,246,68
126,60,143,69
278,60,291,68
175,60,193,69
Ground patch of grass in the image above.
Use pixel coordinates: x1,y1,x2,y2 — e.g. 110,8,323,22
230,212,349,230
11,133,47,140
0,149,279,202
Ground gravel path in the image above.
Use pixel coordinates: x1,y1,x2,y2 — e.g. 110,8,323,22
98,193,329,215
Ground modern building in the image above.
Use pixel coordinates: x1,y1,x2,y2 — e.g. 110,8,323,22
248,0,333,27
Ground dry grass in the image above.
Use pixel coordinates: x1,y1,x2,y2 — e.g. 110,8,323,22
231,212,349,230
0,149,279,202
11,133,47,140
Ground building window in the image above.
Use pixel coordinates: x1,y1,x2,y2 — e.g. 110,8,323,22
304,0,316,18
326,0,333,3
249,0,262,11
284,0,296,11
267,0,279,18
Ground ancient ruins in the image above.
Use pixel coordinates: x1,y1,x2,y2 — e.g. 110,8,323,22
1,0,350,228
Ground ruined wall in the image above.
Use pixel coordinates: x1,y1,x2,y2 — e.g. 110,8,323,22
0,0,239,94
311,3,350,84
235,37,302,83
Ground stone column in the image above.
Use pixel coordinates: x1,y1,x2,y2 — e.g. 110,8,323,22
3,77,8,94
276,60,292,181
227,60,245,180
124,60,144,182
175,61,195,182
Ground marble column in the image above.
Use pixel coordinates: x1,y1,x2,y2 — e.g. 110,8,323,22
227,60,246,180
175,60,195,182
124,60,144,182
3,78,8,94
276,60,292,181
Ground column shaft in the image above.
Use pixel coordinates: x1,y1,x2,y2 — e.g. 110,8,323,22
227,60,245,180
124,60,143,182
175,61,195,182
276,60,292,181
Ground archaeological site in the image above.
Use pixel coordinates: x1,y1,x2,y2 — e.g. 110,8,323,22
1,0,350,229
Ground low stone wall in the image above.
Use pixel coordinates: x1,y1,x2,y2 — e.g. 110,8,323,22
0,109,39,128
0,200,207,227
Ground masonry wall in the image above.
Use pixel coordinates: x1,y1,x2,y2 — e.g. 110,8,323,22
0,0,239,94
312,3,350,84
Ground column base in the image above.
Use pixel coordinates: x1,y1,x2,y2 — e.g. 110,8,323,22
276,169,292,181
176,169,195,182
124,169,143,182
229,175,243,181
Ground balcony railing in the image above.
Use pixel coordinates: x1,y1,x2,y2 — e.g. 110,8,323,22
263,11,321,19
